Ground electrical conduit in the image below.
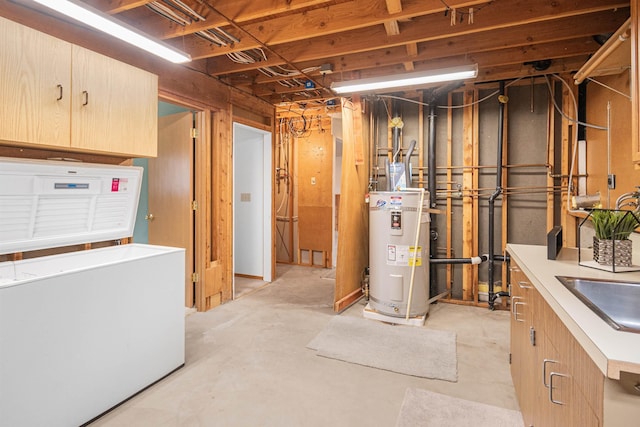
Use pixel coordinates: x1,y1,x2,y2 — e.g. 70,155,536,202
405,188,425,321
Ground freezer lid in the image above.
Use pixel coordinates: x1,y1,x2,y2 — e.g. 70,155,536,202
0,157,143,255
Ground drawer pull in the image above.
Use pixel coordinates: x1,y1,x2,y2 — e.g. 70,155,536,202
82,90,89,106
549,372,569,405
56,84,63,101
517,280,532,289
542,358,558,387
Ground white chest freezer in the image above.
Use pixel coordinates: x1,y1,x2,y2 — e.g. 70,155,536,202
0,157,185,427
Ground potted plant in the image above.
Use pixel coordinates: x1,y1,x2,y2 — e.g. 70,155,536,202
590,209,640,267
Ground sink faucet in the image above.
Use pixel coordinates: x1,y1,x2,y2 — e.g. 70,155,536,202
615,186,640,210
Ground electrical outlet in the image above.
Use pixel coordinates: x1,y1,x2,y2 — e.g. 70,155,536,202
608,174,616,189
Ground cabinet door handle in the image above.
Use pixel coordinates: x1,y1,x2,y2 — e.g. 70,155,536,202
518,280,532,289
82,90,89,106
511,296,522,318
513,301,525,322
56,84,63,101
549,372,569,405
542,358,558,387
509,266,521,273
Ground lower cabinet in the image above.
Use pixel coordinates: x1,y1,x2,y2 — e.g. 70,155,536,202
510,261,604,426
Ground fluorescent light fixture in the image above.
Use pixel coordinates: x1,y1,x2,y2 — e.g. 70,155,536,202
331,64,478,94
32,0,191,63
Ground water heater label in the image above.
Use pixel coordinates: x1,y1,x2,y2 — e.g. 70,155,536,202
387,245,397,261
387,244,422,266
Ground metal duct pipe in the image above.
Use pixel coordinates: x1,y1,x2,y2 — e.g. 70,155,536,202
404,140,417,187
488,82,508,309
427,104,438,300
428,106,437,209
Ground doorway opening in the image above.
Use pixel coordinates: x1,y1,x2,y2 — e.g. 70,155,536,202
232,122,273,299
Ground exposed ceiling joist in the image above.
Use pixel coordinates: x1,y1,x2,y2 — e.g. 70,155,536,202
3,0,630,104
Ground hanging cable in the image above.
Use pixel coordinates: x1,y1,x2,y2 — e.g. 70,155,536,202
587,77,631,100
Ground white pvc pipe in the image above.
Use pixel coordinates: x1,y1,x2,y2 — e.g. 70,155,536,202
405,188,426,321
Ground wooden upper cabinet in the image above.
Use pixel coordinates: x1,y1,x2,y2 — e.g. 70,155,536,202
71,46,158,157
0,16,158,158
0,16,72,148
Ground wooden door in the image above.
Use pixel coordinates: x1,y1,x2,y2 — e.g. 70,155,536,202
71,45,157,157
0,16,71,148
148,112,194,307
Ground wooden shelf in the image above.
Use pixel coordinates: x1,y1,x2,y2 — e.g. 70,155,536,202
574,18,631,84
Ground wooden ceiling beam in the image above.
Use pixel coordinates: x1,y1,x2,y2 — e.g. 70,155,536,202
164,0,485,58
256,56,587,103
403,41,416,71
252,36,599,87
93,0,338,39
193,1,626,65
383,20,400,36
385,0,403,14
83,0,153,15
207,10,627,76
179,0,623,60
254,48,592,96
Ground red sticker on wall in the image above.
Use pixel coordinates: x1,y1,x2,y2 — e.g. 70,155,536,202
111,178,120,192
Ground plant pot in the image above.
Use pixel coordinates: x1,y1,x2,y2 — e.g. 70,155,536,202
593,237,632,267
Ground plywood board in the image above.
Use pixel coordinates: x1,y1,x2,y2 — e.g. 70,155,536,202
297,126,333,265
334,96,369,311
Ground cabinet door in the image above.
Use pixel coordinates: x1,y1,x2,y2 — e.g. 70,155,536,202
71,46,158,157
537,291,602,427
0,17,71,148
509,264,537,426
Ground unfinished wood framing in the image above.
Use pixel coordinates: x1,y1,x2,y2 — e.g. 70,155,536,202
560,75,578,247
462,87,476,301
334,96,369,312
446,93,454,299
297,125,334,267
472,88,480,304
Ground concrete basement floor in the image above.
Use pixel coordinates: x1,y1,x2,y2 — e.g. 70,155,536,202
90,264,519,427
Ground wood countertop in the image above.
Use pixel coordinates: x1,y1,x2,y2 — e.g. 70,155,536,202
506,244,640,380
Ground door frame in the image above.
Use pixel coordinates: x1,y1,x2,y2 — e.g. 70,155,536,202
232,122,273,296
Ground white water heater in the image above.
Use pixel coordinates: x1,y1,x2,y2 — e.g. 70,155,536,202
366,190,430,324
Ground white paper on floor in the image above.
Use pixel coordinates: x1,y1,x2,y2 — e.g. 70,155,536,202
307,315,457,381
396,388,524,427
